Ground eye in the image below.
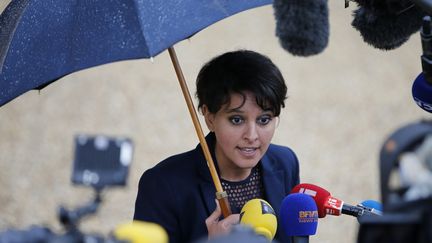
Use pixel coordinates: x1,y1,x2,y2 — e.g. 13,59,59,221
229,116,244,125
257,115,272,125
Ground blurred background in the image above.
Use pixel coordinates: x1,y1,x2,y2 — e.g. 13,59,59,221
0,1,428,243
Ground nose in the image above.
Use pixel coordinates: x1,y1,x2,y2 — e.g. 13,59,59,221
243,122,258,142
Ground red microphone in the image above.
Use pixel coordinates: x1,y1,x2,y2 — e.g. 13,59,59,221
291,183,366,218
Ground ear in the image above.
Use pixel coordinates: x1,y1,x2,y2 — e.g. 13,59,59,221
201,105,215,132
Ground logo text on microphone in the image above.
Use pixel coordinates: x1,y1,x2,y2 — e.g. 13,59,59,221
298,210,318,223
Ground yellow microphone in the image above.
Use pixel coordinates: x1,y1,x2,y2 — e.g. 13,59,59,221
113,220,168,243
239,199,277,241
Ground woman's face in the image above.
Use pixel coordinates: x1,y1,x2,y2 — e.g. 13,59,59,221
203,92,277,181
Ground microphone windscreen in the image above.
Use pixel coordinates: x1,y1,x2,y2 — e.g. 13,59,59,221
239,199,277,241
291,183,331,218
353,0,414,12
273,0,329,56
113,220,168,243
412,73,432,113
280,193,318,237
351,3,424,50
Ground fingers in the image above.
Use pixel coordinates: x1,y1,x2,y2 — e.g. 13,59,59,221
205,200,241,239
205,200,222,226
220,214,240,230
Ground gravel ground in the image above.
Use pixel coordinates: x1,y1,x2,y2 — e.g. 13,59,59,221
0,2,428,243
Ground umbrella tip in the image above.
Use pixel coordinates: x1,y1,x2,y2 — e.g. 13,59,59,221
150,57,154,63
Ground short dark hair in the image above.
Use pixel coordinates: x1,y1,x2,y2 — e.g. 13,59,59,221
196,50,287,116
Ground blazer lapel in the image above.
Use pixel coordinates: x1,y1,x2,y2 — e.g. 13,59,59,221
261,155,286,216
197,132,219,215
199,180,217,215
197,154,218,215
261,153,294,243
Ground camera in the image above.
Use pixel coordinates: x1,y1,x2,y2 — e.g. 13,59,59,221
72,134,133,188
0,134,134,243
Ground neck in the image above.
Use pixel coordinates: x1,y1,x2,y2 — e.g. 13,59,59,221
215,148,252,182
220,168,252,181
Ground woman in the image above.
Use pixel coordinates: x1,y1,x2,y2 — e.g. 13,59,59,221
134,50,299,243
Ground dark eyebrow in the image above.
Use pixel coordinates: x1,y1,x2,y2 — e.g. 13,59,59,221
261,108,275,115
224,107,274,115
225,107,243,113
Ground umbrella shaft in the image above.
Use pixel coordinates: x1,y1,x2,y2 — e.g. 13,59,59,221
167,47,231,217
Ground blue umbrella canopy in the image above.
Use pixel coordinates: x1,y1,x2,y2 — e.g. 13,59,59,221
0,0,272,218
0,0,271,106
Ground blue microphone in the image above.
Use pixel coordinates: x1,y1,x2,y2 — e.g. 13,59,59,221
280,193,318,243
357,200,383,216
413,73,432,113
413,16,432,113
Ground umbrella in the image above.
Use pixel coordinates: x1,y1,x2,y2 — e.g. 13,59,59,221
0,0,272,217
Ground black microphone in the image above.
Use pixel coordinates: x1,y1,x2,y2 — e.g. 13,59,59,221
342,203,382,217
351,0,425,50
413,16,432,113
357,200,383,216
273,0,329,57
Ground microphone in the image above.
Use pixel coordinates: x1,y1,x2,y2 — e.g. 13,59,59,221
291,183,379,218
279,193,318,243
413,16,432,113
112,220,168,243
239,198,277,241
290,183,329,218
272,0,329,56
357,200,383,216
412,0,432,14
413,73,432,113
350,0,424,50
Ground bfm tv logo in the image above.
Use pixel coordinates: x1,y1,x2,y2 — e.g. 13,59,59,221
298,210,318,223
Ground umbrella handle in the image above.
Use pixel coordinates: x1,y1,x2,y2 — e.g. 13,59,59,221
216,192,232,216
168,47,232,218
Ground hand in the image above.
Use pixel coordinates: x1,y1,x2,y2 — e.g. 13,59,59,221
205,200,240,239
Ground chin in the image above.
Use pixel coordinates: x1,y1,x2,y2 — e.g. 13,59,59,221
235,159,260,169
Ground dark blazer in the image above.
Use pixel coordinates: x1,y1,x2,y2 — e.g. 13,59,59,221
134,133,299,243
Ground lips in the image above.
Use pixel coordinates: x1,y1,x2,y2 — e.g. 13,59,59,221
237,146,259,157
